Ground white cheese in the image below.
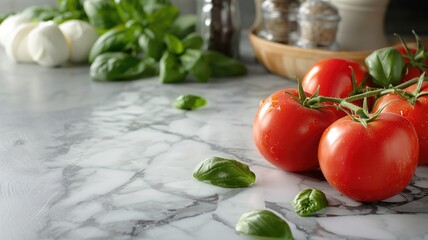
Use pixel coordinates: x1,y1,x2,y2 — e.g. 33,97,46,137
27,21,69,67
0,14,31,47
5,22,39,63
59,20,99,63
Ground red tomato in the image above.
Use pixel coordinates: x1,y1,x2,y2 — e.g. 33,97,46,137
394,45,427,83
302,58,368,117
319,113,419,202
372,82,428,165
253,89,338,172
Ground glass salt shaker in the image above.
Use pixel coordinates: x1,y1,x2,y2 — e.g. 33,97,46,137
295,0,340,49
197,0,241,59
287,0,301,44
259,0,298,43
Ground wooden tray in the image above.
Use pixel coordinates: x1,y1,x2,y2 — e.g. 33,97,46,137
248,30,371,80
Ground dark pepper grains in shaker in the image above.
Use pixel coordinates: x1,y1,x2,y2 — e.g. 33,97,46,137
198,0,241,59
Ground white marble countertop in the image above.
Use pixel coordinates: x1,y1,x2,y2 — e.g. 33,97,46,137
1,37,428,240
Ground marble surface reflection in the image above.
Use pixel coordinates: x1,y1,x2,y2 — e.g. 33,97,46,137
0,45,427,240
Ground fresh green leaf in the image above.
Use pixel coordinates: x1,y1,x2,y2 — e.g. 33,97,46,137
21,5,59,21
53,10,87,23
90,52,156,81
172,94,207,110
164,33,184,55
89,26,138,63
159,52,187,83
146,3,179,32
291,189,329,217
139,28,166,61
182,33,203,50
57,0,84,12
114,0,146,23
141,0,170,10
169,14,197,39
190,55,210,82
180,49,211,82
83,0,122,32
180,49,202,71
193,157,256,188
204,51,247,77
365,47,405,87
236,210,294,240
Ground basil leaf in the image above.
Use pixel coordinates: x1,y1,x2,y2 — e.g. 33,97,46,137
365,47,404,87
139,28,166,61
114,0,146,23
141,0,170,7
193,157,256,188
89,26,138,63
182,33,203,50
159,52,187,83
204,51,247,78
180,49,211,82
164,33,184,55
90,52,156,81
146,3,179,32
236,210,294,240
141,0,170,13
169,14,197,39
53,10,87,23
291,189,328,217
83,0,122,32
21,5,59,21
57,0,84,12
173,94,207,110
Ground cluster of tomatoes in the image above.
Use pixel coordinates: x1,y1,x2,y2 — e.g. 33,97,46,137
253,40,428,202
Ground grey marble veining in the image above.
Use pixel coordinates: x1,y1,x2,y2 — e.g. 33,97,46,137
0,39,428,240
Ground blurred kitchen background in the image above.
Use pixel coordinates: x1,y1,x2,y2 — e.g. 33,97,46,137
1,0,427,36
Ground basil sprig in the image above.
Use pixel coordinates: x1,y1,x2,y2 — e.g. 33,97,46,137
173,94,207,111
88,26,139,63
236,209,294,240
83,0,247,82
365,47,405,87
193,157,256,188
204,51,248,78
291,189,329,217
90,52,156,81
83,0,122,32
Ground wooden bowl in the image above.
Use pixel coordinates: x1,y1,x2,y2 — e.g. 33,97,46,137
248,30,371,80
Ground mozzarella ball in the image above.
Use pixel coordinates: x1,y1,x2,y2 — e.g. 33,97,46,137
0,14,31,47
59,20,98,63
27,21,69,67
5,22,39,63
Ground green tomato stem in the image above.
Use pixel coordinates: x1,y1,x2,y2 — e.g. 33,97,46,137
306,77,422,107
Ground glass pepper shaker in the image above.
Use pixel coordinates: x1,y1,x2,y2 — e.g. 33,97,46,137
259,0,299,43
295,0,340,49
197,0,241,59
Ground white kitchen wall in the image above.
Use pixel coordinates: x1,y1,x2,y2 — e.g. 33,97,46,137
0,0,255,29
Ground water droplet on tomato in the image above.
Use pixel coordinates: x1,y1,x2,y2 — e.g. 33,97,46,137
270,100,278,108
